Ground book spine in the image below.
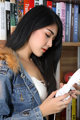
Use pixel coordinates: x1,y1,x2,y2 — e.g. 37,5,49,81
78,12,80,42
56,2,61,17
16,0,24,21
72,98,77,120
50,0,80,4
0,0,6,40
52,2,56,13
73,4,79,42
10,0,16,34
66,101,72,120
14,0,18,26
29,0,34,10
47,0,52,8
5,0,10,40
76,96,80,119
43,0,47,6
70,4,74,42
60,2,66,42
39,0,43,5
24,0,29,15
65,3,71,42
56,2,66,42
34,0,39,6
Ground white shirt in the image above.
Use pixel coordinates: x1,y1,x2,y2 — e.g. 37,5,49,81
31,76,48,102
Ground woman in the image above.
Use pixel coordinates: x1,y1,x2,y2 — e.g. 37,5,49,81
0,5,80,120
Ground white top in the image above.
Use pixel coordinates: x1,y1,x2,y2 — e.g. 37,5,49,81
31,76,48,102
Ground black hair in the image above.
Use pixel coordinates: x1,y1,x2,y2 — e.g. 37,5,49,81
6,5,63,99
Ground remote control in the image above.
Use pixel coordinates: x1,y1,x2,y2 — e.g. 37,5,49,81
55,69,80,100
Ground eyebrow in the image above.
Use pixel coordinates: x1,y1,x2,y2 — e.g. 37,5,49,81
47,28,54,35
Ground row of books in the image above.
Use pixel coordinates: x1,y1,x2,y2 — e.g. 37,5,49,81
51,0,80,4
0,0,46,41
0,0,80,42
52,2,79,42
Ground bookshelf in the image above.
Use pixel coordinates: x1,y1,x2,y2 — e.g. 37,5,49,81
56,44,80,120
62,42,80,46
55,1,80,120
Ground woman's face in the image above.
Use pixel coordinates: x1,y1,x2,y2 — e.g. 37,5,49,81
28,24,58,57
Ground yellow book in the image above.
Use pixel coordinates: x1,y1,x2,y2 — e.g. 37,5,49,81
72,98,77,120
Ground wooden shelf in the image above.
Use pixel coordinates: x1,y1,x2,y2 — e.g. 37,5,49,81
62,42,80,47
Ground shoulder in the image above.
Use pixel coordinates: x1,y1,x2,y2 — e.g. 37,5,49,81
0,47,20,74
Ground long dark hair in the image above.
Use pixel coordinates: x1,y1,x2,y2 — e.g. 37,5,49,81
6,5,62,118
6,5,63,93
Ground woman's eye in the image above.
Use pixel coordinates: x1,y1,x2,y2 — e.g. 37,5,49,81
46,33,50,38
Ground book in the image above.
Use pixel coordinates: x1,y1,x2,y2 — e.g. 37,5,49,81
51,0,80,4
72,98,77,120
29,0,34,10
43,0,47,6
76,96,80,119
66,101,72,120
52,2,56,13
16,0,24,21
39,0,43,5
0,0,6,40
78,11,80,42
56,2,66,42
70,4,74,42
73,4,79,42
47,0,52,8
34,0,39,6
24,0,29,15
10,0,16,34
65,3,72,42
5,0,10,40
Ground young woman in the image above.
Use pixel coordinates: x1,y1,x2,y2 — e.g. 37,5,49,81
0,5,80,120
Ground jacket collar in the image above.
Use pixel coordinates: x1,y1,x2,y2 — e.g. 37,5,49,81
0,47,20,73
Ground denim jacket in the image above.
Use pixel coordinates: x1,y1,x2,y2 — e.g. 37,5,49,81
0,47,46,120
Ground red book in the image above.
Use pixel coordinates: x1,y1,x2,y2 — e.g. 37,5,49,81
29,0,34,10
47,0,52,8
24,0,30,15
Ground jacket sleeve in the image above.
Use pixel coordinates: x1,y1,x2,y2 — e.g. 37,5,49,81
0,66,44,120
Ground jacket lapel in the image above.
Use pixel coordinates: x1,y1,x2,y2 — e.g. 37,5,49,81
19,62,42,105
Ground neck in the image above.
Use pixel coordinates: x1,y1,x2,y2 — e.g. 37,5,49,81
16,44,32,62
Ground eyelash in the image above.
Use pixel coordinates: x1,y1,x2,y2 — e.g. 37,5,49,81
46,33,50,38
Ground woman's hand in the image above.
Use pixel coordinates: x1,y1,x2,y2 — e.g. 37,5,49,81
70,83,80,99
60,82,80,99
39,91,72,117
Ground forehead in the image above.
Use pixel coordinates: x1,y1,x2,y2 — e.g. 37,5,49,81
45,24,58,30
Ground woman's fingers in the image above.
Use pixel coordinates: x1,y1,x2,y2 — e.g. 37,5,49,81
73,83,80,90
48,91,57,99
60,83,64,88
56,93,70,101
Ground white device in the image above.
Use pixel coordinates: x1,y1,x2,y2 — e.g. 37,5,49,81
55,69,80,100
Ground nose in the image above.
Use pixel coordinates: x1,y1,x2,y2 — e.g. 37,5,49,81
47,39,53,47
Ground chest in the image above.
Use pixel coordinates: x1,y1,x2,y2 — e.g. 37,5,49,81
21,59,45,83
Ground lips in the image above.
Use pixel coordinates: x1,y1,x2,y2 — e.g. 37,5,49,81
42,48,47,52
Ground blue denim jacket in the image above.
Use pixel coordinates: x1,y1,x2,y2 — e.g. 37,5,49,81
0,47,46,120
